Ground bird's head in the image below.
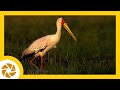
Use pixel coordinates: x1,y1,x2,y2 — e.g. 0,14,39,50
57,17,77,42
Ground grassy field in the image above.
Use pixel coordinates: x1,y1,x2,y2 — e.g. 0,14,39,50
5,16,116,74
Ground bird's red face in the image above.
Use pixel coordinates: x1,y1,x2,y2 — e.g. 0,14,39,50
61,18,65,25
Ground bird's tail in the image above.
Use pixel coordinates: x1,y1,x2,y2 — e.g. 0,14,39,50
21,48,28,59
21,48,34,59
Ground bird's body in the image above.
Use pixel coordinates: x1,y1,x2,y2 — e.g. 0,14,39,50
21,17,77,72
21,34,60,58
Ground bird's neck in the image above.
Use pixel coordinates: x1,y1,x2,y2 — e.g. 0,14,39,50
55,24,62,38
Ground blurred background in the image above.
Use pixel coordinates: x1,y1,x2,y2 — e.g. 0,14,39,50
5,16,116,74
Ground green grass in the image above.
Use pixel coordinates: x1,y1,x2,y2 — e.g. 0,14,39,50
5,16,116,74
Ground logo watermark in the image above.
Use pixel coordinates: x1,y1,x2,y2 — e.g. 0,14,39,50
0,60,20,79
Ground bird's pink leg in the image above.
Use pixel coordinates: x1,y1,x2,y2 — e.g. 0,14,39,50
40,57,44,71
42,57,45,64
29,56,39,69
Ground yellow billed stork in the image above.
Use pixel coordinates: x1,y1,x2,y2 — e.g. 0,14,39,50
21,17,77,72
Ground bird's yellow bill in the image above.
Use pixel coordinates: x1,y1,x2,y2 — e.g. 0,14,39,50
63,23,77,42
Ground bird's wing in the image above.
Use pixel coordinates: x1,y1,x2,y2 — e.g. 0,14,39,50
28,35,51,53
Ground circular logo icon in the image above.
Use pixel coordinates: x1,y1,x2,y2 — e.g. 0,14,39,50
0,60,20,79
